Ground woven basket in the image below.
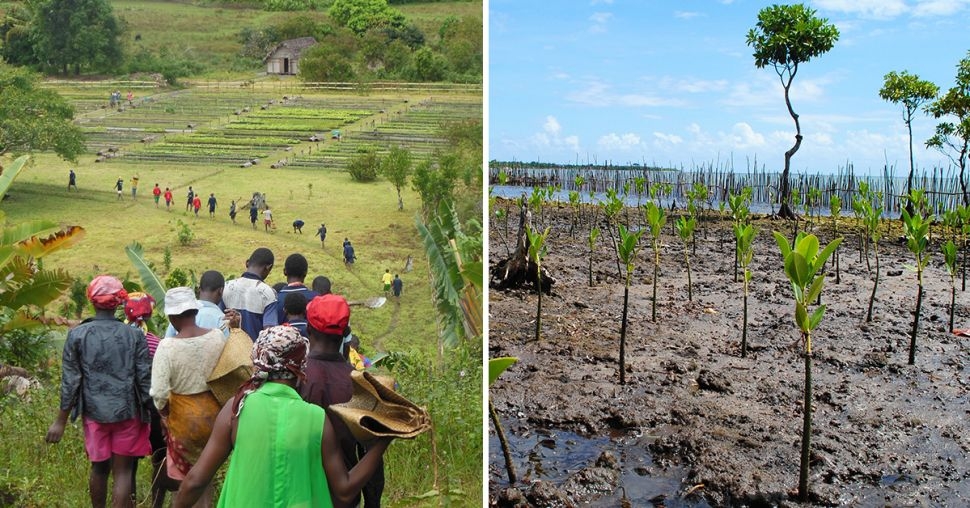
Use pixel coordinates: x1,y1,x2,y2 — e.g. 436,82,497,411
329,370,431,441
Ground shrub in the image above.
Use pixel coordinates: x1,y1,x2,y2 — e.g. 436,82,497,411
0,328,55,374
166,267,190,289
346,146,380,182
176,220,194,246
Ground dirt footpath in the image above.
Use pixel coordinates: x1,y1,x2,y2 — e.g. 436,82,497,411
488,200,970,507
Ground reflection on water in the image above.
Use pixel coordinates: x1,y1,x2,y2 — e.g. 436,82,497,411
489,423,711,507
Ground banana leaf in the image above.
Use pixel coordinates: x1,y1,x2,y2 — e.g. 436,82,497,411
125,242,167,310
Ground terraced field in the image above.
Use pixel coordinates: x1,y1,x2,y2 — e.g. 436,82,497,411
49,80,482,170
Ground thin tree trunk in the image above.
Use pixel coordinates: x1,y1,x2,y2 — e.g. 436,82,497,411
741,280,748,358
909,280,923,365
534,268,543,342
867,244,880,322
652,253,659,322
798,346,813,502
489,399,517,485
684,248,693,302
949,282,956,333
619,278,630,385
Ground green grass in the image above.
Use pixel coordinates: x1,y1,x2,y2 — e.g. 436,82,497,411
0,81,482,505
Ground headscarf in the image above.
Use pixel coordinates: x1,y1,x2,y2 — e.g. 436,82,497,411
124,292,155,326
231,325,308,417
87,275,128,310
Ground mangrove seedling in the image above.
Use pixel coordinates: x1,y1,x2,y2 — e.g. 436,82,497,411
588,226,600,287
568,189,581,237
602,188,625,278
902,190,931,364
675,215,697,301
617,224,643,385
943,239,959,332
736,223,756,357
645,201,667,322
774,231,842,503
526,226,551,342
728,189,752,283
829,195,842,283
488,357,519,484
862,195,883,322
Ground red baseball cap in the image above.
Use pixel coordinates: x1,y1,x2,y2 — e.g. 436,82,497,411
306,294,350,335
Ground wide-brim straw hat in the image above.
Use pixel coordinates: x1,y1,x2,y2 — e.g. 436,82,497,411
206,329,254,405
329,370,431,441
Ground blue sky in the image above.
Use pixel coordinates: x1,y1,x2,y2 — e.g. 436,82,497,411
488,0,970,175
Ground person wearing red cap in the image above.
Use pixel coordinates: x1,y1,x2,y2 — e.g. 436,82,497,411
299,294,385,508
46,275,152,508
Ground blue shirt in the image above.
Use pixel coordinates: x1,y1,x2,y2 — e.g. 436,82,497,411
165,300,229,338
275,284,318,325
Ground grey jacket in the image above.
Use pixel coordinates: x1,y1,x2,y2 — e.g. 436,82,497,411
60,316,152,423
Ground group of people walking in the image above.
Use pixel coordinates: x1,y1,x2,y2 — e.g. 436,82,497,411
47,247,393,507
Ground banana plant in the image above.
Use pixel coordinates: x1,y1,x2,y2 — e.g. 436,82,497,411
645,201,666,322
774,231,842,503
943,240,959,332
488,357,519,484
829,195,842,283
902,190,930,365
0,156,85,334
617,224,643,385
526,226,551,342
675,215,696,301
587,226,600,287
736,223,756,357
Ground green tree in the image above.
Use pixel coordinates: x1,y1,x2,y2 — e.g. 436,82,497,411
300,43,357,82
328,0,404,35
880,71,939,213
437,15,482,80
0,63,85,164
0,4,36,67
31,0,123,75
774,231,842,502
926,51,970,206
410,47,447,81
616,224,642,385
901,190,931,365
346,146,380,182
747,3,839,219
380,145,413,210
526,226,550,343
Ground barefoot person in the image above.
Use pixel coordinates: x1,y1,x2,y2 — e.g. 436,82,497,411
46,275,151,508
173,325,392,507
151,287,227,507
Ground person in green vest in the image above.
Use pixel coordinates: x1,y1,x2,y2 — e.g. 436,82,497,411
172,325,392,507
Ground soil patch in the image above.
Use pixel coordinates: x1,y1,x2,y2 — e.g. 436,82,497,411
488,200,970,507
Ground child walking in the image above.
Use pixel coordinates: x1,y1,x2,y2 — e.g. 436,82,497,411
46,275,152,508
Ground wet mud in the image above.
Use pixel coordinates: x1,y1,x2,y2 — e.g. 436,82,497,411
488,200,970,507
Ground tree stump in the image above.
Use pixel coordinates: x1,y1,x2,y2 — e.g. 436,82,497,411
491,201,555,293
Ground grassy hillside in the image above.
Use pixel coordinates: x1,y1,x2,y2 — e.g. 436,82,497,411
0,75,482,508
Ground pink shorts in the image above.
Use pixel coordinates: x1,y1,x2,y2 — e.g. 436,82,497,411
82,417,151,463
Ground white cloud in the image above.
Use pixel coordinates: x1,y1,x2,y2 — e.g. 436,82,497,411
543,116,561,136
598,133,643,151
589,12,612,33
674,11,702,19
566,80,686,108
813,0,908,19
658,76,729,94
653,132,684,144
912,0,970,17
729,123,766,149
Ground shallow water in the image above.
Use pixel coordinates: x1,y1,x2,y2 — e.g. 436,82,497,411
489,422,711,506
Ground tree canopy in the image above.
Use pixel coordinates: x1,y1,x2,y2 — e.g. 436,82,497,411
30,0,124,75
926,51,970,205
880,71,939,206
746,3,838,219
329,0,405,35
0,63,85,163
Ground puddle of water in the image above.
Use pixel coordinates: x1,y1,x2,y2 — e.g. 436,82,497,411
489,423,711,507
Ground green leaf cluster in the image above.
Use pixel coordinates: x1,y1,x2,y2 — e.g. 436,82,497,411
617,224,642,274
746,3,839,71
774,232,842,339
